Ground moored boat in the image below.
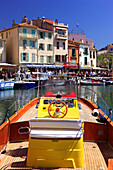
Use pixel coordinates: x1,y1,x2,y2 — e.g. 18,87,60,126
80,78,105,85
0,77,113,169
14,81,35,89
0,81,14,90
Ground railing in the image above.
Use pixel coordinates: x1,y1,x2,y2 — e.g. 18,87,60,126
80,86,113,121
2,78,113,123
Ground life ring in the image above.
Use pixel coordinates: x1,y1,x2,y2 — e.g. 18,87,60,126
32,74,35,78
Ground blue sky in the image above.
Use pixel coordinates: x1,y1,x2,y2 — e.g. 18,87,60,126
0,0,113,50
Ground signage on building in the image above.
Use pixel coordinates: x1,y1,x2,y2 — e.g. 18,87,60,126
64,63,79,68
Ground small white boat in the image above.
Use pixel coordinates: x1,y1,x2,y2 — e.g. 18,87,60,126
0,81,14,90
80,79,105,86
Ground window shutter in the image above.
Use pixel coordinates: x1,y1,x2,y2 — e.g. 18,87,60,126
43,32,45,39
51,45,53,51
39,31,41,38
47,56,49,63
35,41,37,49
43,44,45,50
51,56,54,63
21,53,23,61
30,40,32,48
27,53,29,62
32,29,35,37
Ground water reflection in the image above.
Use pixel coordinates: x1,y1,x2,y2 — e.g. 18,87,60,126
0,84,113,125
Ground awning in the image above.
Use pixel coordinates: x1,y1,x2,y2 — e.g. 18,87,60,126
56,27,67,31
27,65,64,69
64,63,79,68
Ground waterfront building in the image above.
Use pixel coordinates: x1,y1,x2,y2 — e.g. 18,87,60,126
69,24,97,71
0,18,38,71
31,17,53,66
97,44,113,55
65,39,79,71
32,17,68,66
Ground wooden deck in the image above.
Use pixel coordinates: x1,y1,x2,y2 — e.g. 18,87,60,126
0,140,112,169
0,103,111,169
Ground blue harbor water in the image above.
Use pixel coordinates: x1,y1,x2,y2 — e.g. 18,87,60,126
0,84,113,124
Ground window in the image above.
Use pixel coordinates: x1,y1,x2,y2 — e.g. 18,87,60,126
72,59,75,63
55,55,60,62
86,41,88,44
40,55,44,63
23,28,27,36
21,53,29,62
72,48,76,57
109,48,113,51
0,41,2,47
63,42,65,50
39,31,45,39
84,48,88,55
32,53,35,62
6,32,8,38
30,40,37,48
62,55,66,62
90,51,92,58
84,57,87,65
1,33,3,39
47,56,50,63
57,42,59,49
47,44,52,51
31,29,35,37
48,32,52,39
0,54,2,61
23,40,27,49
39,43,45,50
93,51,95,59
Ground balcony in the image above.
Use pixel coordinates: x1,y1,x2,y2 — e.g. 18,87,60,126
55,34,67,40
20,33,37,40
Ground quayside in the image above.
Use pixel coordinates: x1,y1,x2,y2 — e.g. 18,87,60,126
0,79,113,169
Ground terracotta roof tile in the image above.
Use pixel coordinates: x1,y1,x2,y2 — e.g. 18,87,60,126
19,23,37,28
45,19,55,24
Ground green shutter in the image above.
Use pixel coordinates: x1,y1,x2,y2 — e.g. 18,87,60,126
32,29,35,37
30,40,32,48
51,45,53,51
47,56,49,63
23,28,27,36
35,41,37,49
51,56,54,63
43,32,45,39
48,32,51,39
21,53,23,61
27,53,29,62
43,44,45,50
39,31,41,38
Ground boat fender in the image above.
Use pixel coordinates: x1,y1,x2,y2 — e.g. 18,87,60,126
92,109,99,117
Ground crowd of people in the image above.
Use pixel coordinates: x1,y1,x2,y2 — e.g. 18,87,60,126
0,71,15,80
0,69,112,81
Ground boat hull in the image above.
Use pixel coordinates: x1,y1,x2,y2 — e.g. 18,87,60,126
14,82,35,89
0,81,14,90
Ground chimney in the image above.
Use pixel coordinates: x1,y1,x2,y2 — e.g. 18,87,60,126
12,19,15,27
4,27,5,30
55,19,58,24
